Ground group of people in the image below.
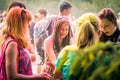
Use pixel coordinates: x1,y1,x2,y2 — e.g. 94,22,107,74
0,0,120,80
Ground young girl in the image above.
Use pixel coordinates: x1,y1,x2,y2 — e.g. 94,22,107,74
98,8,120,44
43,16,73,76
0,7,50,80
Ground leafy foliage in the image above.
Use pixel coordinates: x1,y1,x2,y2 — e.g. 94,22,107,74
0,0,10,12
68,42,120,80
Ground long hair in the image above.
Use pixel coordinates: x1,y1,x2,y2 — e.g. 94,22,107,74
52,16,71,53
0,7,32,48
77,13,100,48
77,21,96,48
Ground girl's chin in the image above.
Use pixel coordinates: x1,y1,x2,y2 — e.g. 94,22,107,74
60,36,66,39
105,33,111,36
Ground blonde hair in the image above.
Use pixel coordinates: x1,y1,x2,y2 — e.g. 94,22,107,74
78,13,100,32
76,13,100,48
0,7,32,48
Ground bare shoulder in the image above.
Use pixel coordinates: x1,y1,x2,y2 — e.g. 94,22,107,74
44,36,53,44
5,41,18,60
6,41,18,53
7,41,17,48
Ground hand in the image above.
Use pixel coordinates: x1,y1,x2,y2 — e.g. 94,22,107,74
39,72,51,80
30,54,36,61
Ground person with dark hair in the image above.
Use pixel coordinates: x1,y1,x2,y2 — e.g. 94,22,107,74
58,0,74,41
43,16,73,78
7,1,26,12
59,1,72,17
34,8,48,43
98,8,120,44
34,1,73,75
0,1,26,30
46,0,72,37
38,8,47,18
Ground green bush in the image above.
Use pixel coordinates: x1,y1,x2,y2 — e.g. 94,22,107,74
69,42,120,80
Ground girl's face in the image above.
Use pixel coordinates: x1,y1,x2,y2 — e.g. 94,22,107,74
100,18,116,36
59,22,69,39
63,8,71,16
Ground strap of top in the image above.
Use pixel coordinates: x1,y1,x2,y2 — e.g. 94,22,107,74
0,38,15,68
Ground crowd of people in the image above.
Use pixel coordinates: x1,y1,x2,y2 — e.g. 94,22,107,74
0,0,120,80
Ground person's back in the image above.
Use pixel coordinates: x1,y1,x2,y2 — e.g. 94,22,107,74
34,8,47,45
34,17,51,64
33,8,53,73
66,42,120,80
29,21,35,45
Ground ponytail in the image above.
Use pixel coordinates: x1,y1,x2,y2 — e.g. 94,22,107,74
76,20,96,48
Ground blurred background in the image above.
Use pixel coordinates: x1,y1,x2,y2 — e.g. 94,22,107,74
0,0,120,18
